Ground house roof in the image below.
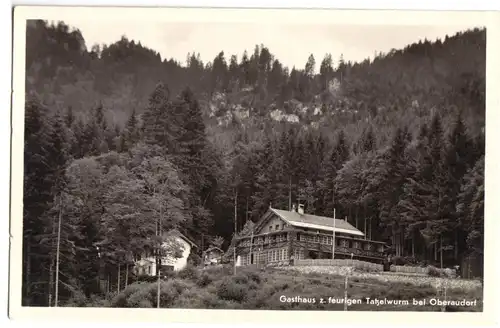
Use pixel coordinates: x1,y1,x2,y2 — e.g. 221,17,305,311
164,229,198,248
270,208,365,237
205,246,224,253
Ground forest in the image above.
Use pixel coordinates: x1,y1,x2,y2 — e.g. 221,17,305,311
23,19,485,306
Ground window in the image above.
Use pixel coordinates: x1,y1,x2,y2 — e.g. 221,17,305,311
365,243,373,251
280,248,288,260
314,235,320,243
267,250,272,262
269,226,273,231
353,241,360,249
294,249,303,260
275,224,280,230
327,236,333,245
341,239,349,247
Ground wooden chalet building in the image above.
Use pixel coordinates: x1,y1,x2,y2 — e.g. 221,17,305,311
234,204,386,266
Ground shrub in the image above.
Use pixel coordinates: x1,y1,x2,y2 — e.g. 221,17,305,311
233,273,249,285
177,264,200,281
111,282,147,307
243,269,263,284
135,275,159,283
138,299,153,308
187,252,202,266
216,277,249,302
63,290,88,307
158,279,196,307
86,294,111,307
173,288,221,309
196,272,213,287
427,265,446,277
113,279,196,308
124,283,157,307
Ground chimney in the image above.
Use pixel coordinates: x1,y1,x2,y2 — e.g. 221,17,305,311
298,203,305,215
292,204,297,212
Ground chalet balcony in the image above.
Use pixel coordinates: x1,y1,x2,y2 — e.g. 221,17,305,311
236,230,386,265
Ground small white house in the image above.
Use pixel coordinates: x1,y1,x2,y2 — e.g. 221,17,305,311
134,229,198,275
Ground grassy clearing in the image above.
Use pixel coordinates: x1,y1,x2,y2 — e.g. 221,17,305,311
281,266,482,292
70,265,483,311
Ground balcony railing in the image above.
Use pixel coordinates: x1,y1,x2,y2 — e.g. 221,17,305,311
236,230,386,260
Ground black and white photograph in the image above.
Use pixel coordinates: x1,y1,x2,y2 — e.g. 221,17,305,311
8,6,498,323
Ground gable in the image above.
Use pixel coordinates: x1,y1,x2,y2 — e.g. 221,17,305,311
162,229,198,248
254,211,288,234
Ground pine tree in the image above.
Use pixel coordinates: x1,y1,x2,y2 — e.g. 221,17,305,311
176,87,215,239
121,109,140,152
65,106,75,128
456,156,484,256
443,112,474,259
362,125,376,152
317,130,350,217
378,126,412,255
141,82,182,154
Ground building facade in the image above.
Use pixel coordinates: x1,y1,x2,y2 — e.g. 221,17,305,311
203,247,224,266
235,205,386,266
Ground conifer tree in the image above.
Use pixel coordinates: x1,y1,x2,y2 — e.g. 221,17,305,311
141,82,182,154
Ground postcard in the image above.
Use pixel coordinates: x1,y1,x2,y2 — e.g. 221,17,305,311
9,5,500,325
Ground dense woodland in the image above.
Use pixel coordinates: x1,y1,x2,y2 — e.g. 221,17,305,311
23,19,485,306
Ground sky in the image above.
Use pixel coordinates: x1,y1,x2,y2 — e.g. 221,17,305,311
56,19,477,70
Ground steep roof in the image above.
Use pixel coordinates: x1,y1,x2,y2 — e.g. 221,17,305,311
205,246,224,253
164,229,198,248
270,208,365,237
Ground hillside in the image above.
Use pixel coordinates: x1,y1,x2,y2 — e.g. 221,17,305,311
22,20,485,306
66,265,483,312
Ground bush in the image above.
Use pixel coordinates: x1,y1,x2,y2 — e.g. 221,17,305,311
157,279,196,307
427,265,449,277
391,256,419,266
245,270,263,284
85,294,111,307
123,283,157,307
187,252,202,266
173,288,221,309
177,264,200,281
196,272,213,287
63,289,89,307
135,274,159,283
111,279,196,308
216,277,249,302
111,282,147,307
